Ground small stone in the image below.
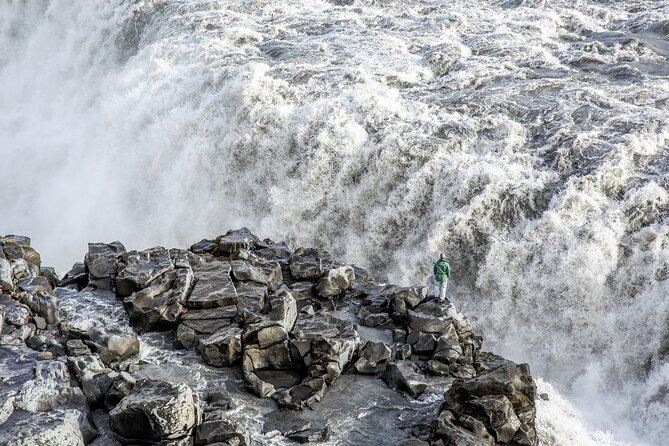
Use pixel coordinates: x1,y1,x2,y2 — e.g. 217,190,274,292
33,315,47,330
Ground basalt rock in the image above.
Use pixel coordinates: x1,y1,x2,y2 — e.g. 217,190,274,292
115,247,173,297
354,340,392,374
289,248,323,280
196,325,243,366
381,361,428,398
123,266,194,331
0,231,537,446
85,242,126,290
187,261,237,309
109,379,201,444
231,257,282,291
315,265,355,298
86,328,139,365
433,359,538,446
59,262,89,290
0,257,14,291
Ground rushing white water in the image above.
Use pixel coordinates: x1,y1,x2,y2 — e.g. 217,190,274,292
2,0,669,444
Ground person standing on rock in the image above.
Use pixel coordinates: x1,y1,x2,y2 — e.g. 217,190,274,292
434,253,451,304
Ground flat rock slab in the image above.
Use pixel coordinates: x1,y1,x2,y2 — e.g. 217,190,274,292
115,247,174,297
187,261,237,309
382,362,428,398
214,228,258,256
231,258,282,290
407,302,454,333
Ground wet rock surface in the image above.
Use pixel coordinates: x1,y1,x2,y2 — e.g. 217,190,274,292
0,230,537,445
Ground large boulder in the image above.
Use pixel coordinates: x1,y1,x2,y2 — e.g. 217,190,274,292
231,258,282,290
354,341,392,374
407,302,453,333
109,379,201,444
196,326,243,367
19,290,59,324
115,247,173,297
187,261,237,309
315,266,355,298
214,228,258,257
381,362,427,398
434,360,538,446
58,262,88,290
292,313,359,385
266,287,297,331
85,242,126,289
123,267,194,331
289,248,323,280
87,328,139,365
0,408,98,446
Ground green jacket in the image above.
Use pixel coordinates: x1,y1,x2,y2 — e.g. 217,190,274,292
434,259,450,283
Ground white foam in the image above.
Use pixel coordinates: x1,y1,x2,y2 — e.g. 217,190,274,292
2,1,669,443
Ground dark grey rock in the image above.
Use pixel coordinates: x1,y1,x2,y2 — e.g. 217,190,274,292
289,248,323,280
437,360,538,446
412,332,438,355
66,339,91,356
266,287,297,331
434,337,463,364
287,423,331,443
187,261,237,309
175,323,197,349
33,315,46,330
1,298,31,326
255,239,292,261
214,228,258,257
243,370,275,398
363,312,392,327
231,258,282,290
17,276,52,294
407,302,453,333
103,373,136,411
196,326,243,367
433,410,494,446
40,267,59,290
87,328,139,365
19,290,59,324
115,247,173,297
190,239,217,255
196,417,249,446
262,410,311,435
109,379,200,443
395,343,412,360
123,267,194,331
275,377,326,410
354,341,392,374
315,266,355,298
290,281,315,300
58,262,88,290
381,362,427,398
0,257,13,291
85,242,126,286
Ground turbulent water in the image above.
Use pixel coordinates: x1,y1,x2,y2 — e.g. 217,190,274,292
2,0,669,444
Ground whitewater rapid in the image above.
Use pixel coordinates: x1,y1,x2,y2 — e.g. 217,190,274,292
2,0,669,444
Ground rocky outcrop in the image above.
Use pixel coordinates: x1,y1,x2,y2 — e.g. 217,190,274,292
432,357,537,446
109,379,201,444
1,230,538,446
